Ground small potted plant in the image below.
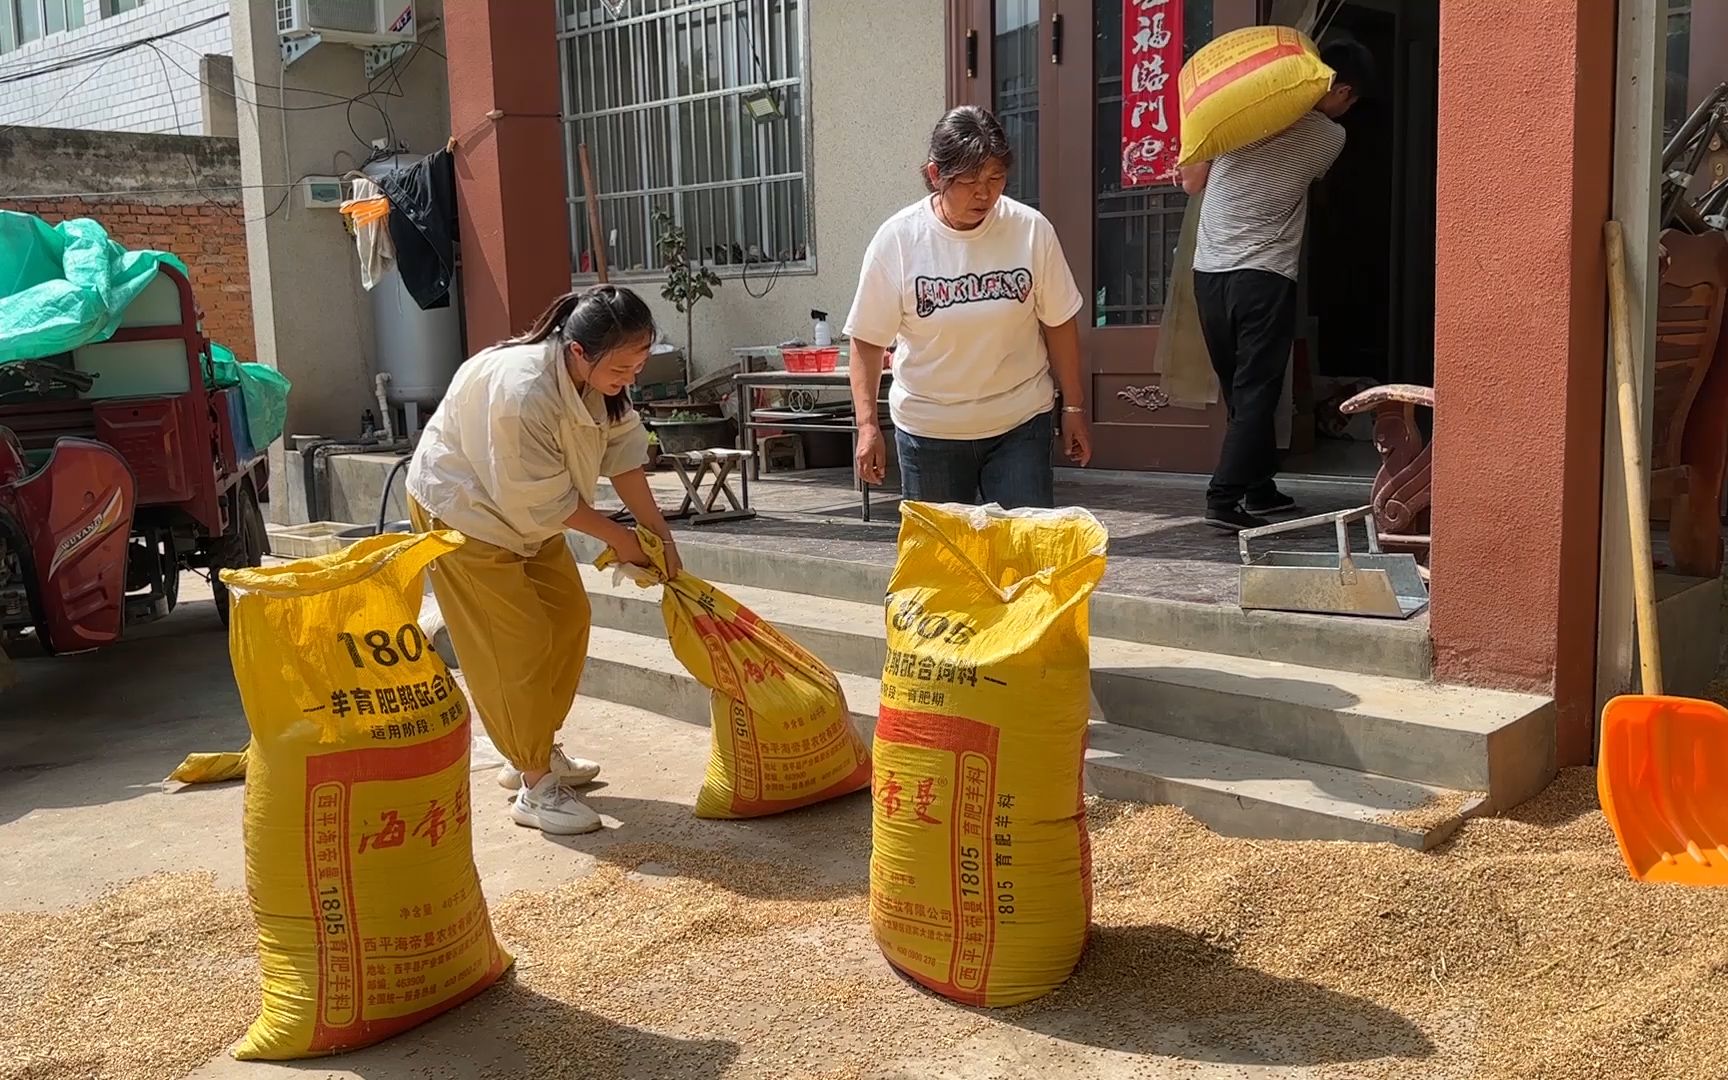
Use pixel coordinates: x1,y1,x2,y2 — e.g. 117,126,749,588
653,207,720,387
647,208,732,453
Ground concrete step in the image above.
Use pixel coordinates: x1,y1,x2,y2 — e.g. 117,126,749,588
575,624,1477,849
578,566,1553,811
566,532,1434,681
1083,722,1480,850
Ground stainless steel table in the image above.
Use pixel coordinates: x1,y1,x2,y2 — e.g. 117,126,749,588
733,368,893,521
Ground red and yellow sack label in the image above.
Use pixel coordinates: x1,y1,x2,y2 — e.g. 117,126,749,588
602,529,871,819
1178,25,1333,165
870,503,1107,1007
223,532,510,1061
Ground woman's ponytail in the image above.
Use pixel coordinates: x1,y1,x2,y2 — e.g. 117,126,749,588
507,285,658,422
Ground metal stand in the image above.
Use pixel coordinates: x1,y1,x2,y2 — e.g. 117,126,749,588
660,449,756,525
733,368,893,521
1237,506,1430,619
280,33,321,67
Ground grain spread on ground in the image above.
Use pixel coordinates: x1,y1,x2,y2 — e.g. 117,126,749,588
6,769,1728,1079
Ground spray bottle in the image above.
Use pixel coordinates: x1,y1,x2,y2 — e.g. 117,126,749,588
811,309,832,347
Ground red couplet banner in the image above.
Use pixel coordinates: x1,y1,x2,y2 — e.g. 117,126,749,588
1120,0,1184,188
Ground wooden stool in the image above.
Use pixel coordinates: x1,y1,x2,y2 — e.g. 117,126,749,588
758,433,805,474
659,448,757,525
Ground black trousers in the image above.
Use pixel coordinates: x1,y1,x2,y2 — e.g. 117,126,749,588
1193,268,1298,510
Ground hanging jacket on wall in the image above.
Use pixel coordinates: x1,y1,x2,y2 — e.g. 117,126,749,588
379,147,458,310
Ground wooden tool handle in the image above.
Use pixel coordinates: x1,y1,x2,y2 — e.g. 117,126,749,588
1605,219,1663,695
579,143,609,284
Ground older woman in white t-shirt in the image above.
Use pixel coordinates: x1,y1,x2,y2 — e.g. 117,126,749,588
844,106,1090,509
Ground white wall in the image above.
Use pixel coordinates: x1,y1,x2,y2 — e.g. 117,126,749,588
0,0,231,135
232,0,450,446
631,0,947,381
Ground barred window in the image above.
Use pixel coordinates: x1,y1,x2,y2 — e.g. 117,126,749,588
559,0,812,280
1,0,86,52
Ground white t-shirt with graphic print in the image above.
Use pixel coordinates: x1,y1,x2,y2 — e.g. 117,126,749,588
843,195,1084,441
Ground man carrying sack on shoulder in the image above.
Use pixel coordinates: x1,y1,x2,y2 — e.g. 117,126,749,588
1178,36,1375,534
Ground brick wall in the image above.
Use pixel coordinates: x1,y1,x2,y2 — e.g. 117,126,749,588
0,125,255,360
0,199,257,362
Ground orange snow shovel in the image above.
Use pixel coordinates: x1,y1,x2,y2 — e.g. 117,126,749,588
1598,220,1728,887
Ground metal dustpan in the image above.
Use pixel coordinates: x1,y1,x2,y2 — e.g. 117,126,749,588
1237,506,1428,619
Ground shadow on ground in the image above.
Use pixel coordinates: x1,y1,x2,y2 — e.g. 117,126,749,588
1007,924,1434,1067
238,978,740,1080
528,788,875,902
0,599,246,827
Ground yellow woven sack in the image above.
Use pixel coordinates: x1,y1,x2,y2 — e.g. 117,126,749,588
1177,25,1333,165
600,529,871,819
223,531,511,1061
167,745,249,784
870,503,1107,1007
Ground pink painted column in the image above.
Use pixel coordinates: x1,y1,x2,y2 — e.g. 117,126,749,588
444,0,572,353
1428,0,1617,765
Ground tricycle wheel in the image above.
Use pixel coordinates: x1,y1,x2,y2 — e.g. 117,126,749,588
212,481,266,628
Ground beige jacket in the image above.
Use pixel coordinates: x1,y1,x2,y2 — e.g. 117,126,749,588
407,338,650,556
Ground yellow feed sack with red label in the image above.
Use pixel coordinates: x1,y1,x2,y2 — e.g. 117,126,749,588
1177,25,1333,166
600,528,871,819
870,502,1107,1007
222,532,510,1061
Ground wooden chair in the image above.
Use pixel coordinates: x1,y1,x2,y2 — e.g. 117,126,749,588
1654,229,1728,577
1338,384,1433,559
1336,230,1728,580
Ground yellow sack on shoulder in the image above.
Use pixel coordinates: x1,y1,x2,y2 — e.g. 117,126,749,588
223,531,511,1061
870,503,1107,1007
599,529,871,819
1177,25,1333,165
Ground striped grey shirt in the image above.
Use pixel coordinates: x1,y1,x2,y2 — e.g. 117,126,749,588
1193,111,1347,282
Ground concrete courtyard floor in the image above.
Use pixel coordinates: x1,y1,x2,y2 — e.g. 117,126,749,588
7,577,1718,1080
0,582,1446,1080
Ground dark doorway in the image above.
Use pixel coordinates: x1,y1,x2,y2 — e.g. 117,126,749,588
1286,0,1439,477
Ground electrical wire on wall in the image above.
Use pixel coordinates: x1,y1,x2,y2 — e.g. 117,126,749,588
0,12,229,136
143,32,443,222
0,11,226,84
1,11,444,227
146,33,407,195
738,0,787,300
0,49,121,133
139,39,248,226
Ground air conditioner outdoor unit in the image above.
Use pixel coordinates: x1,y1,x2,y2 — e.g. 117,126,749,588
276,0,416,46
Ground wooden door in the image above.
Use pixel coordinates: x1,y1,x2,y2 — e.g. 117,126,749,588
947,0,1058,211
1388,0,1438,389
1047,0,1256,472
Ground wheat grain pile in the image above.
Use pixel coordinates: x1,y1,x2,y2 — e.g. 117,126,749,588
0,874,258,1080
7,769,1727,1079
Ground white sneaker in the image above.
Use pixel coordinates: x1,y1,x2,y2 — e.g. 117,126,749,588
511,774,603,835
496,746,602,791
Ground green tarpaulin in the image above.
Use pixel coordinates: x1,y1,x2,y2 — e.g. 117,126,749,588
0,210,290,447
0,211,186,363
208,341,291,451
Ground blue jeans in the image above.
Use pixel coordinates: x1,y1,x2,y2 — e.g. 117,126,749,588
894,411,1055,509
